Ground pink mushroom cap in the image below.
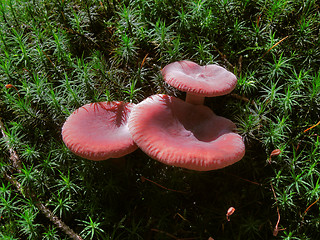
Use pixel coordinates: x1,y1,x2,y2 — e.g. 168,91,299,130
162,60,237,97
62,102,138,161
128,94,245,171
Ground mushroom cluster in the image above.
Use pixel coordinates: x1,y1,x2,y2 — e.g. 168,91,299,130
61,60,245,171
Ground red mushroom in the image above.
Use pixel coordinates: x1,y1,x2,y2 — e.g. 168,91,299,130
62,101,138,160
161,60,237,105
128,94,245,171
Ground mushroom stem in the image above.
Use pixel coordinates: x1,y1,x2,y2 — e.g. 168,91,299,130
185,93,205,105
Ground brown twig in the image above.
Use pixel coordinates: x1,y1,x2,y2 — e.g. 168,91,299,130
270,183,285,236
0,117,22,170
175,212,189,222
2,172,83,240
5,84,21,99
224,172,262,186
303,196,320,217
212,46,234,72
0,117,83,240
42,50,57,69
140,53,149,69
261,36,289,59
304,121,320,133
141,176,188,194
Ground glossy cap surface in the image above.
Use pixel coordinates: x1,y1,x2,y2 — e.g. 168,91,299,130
62,102,137,160
162,60,237,97
128,94,245,171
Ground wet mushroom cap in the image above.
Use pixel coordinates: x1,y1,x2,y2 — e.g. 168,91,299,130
162,60,237,97
128,94,245,171
62,102,137,160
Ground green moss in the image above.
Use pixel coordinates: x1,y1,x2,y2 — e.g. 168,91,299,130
0,0,319,239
